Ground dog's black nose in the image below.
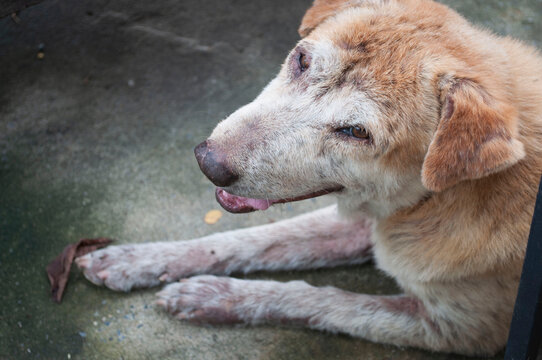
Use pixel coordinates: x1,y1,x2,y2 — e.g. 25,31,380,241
194,140,239,187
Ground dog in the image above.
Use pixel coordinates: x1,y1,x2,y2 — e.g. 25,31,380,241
75,0,542,355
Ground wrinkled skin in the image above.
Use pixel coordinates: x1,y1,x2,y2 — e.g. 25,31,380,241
208,30,431,218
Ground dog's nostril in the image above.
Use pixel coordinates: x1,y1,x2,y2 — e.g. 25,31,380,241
194,140,209,164
194,140,239,187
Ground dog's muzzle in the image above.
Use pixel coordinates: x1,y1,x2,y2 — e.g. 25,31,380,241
194,140,239,187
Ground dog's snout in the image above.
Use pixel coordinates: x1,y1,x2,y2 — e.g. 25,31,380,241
194,140,239,187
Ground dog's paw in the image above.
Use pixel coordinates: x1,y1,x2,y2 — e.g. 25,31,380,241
75,243,173,291
156,275,256,324
155,276,316,325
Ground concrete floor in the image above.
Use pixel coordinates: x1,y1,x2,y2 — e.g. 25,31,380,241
1,0,540,359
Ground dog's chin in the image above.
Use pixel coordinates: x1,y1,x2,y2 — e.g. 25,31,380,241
215,187,344,213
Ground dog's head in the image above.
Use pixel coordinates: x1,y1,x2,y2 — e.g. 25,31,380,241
195,0,525,218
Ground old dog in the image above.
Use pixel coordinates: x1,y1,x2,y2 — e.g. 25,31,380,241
76,0,542,355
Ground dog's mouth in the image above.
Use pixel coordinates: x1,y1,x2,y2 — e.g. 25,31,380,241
215,187,343,213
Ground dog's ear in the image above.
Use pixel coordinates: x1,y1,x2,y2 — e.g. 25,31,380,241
299,0,351,37
421,78,525,192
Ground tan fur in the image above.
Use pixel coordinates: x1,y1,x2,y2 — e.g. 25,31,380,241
77,0,542,356
299,0,356,37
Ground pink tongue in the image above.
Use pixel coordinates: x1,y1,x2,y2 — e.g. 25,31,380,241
245,198,272,210
215,188,275,213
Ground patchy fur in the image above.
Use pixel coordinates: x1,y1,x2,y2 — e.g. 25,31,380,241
77,0,542,356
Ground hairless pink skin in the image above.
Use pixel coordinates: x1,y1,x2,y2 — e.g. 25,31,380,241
215,187,344,213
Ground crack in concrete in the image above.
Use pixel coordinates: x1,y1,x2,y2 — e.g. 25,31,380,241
93,11,219,53
129,24,214,52
94,10,131,23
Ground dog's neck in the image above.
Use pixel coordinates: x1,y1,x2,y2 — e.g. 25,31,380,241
336,181,431,220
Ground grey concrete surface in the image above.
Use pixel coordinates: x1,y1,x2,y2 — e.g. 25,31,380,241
0,0,540,359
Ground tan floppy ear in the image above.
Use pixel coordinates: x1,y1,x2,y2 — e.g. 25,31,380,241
299,0,351,37
421,78,525,192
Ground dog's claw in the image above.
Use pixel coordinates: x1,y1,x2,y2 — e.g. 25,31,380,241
159,273,169,282
75,255,90,269
189,309,205,319
97,270,109,280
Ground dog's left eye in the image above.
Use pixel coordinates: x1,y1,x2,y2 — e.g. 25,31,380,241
337,126,370,140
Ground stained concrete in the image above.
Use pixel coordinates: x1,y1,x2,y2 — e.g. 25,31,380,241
0,0,540,359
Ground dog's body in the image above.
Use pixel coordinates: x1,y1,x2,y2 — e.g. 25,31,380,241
76,0,542,355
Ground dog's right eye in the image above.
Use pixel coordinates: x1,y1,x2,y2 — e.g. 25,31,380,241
298,53,309,72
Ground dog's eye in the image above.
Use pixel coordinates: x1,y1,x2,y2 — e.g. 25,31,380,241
338,126,370,140
298,53,309,72
352,126,370,139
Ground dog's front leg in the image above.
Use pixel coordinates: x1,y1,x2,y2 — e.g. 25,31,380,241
76,205,373,291
157,275,500,356
157,276,436,347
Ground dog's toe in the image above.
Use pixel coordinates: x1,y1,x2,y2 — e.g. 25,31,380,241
97,270,109,280
75,255,90,269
